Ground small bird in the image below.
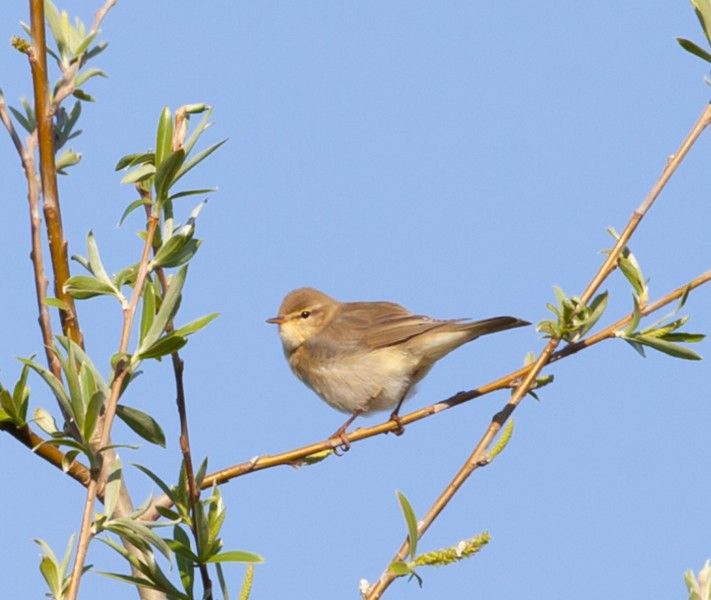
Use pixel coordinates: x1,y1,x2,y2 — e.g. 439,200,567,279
267,287,528,440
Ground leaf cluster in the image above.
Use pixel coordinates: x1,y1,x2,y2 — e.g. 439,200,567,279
95,461,263,599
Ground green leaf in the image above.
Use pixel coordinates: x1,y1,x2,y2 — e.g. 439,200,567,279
114,264,140,288
56,148,82,172
138,333,188,360
63,275,119,299
73,30,98,56
155,149,186,203
33,407,59,435
116,405,166,447
38,555,61,597
103,517,173,561
389,561,414,576
155,506,182,521
9,104,35,133
11,362,31,423
396,491,419,560
169,188,217,201
136,266,187,356
72,89,95,102
56,337,110,398
622,296,642,336
86,231,114,285
131,463,176,501
631,335,703,360
120,163,156,185
83,390,105,444
155,106,173,168
206,551,265,564
62,450,80,473
152,237,201,269
172,313,219,338
173,526,195,594
104,458,123,518
74,67,108,88
692,0,711,47
140,281,157,345
182,107,213,156
115,151,155,171
118,198,151,226
195,457,208,488
95,571,186,598
662,332,706,343
44,297,70,310
19,357,73,420
174,139,226,183
676,37,711,62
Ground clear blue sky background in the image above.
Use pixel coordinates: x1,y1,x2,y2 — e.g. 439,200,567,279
1,2,710,599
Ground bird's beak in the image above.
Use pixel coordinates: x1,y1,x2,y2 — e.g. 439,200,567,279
266,316,285,325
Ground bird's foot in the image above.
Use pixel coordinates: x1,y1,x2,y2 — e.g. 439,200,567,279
388,411,405,436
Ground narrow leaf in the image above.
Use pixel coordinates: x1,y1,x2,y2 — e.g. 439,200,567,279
155,148,186,202
396,491,419,560
155,106,173,168
104,458,123,518
206,551,265,564
116,405,166,447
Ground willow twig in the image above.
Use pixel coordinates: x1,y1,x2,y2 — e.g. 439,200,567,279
364,101,711,599
66,215,160,600
28,0,83,347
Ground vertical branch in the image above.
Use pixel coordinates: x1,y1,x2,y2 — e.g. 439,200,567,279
66,215,161,600
28,0,83,348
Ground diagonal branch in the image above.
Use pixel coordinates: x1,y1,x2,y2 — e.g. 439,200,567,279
363,101,711,599
140,266,711,524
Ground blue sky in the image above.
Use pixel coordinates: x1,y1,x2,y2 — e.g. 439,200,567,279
1,2,711,599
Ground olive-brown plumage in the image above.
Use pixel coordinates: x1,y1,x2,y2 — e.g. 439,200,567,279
267,288,528,429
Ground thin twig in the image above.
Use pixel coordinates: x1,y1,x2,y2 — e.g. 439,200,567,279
150,106,214,594
140,266,711,523
50,0,117,112
364,102,711,599
154,256,214,596
66,215,160,600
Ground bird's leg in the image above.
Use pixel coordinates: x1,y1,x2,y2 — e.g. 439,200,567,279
388,388,411,436
330,411,362,452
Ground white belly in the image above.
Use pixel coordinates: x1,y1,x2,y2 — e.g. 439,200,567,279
293,347,419,415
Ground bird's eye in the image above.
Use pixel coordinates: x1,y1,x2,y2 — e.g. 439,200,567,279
300,310,311,319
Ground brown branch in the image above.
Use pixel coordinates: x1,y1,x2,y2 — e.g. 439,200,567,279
28,0,83,348
50,0,117,112
139,266,711,524
153,260,213,596
149,106,214,593
0,422,91,485
66,215,160,600
0,93,26,157
363,102,711,599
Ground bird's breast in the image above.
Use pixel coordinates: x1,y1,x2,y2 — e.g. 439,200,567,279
287,345,418,414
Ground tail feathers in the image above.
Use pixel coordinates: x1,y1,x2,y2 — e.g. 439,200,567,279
463,316,530,339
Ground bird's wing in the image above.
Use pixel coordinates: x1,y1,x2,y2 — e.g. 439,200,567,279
328,301,454,350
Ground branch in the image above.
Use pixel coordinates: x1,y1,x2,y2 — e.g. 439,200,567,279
50,0,117,111
363,102,711,599
29,0,84,348
66,215,160,600
0,421,91,485
140,266,710,523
